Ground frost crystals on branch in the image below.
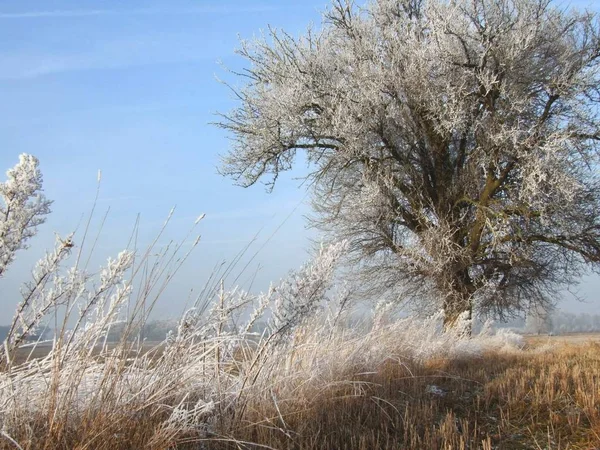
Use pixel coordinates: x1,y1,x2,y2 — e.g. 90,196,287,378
0,154,52,277
271,241,347,336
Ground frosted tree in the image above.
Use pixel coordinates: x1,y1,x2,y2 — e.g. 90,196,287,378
218,0,600,329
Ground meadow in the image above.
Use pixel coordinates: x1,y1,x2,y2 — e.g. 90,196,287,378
1,282,599,449
1,156,599,450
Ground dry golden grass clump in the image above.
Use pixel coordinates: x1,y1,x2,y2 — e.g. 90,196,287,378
1,319,599,450
209,339,600,450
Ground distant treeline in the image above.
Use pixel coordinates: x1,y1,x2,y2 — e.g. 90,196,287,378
0,322,177,344
546,310,600,334
508,310,600,335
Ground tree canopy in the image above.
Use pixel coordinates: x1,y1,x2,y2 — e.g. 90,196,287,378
218,0,600,326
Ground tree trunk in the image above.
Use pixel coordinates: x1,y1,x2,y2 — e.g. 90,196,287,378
442,269,473,336
443,298,472,336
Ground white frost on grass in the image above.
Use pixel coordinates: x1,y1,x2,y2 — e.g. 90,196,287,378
0,154,525,446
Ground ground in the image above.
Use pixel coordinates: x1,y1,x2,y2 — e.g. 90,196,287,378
3,333,599,449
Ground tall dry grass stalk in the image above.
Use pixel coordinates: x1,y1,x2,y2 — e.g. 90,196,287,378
0,223,527,449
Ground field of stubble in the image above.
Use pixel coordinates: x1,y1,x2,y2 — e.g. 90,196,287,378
2,333,599,450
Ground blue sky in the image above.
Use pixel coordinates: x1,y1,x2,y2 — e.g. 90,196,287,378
0,0,599,323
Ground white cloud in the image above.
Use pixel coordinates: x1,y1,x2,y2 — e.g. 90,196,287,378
0,6,279,20
0,31,220,80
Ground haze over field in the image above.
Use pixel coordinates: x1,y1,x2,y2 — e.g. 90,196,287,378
0,0,599,323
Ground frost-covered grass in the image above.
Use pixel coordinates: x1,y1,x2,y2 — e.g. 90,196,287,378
0,248,521,447
0,155,599,449
1,295,599,449
0,298,527,449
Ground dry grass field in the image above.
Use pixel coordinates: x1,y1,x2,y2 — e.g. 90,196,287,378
210,337,600,450
2,332,598,450
525,333,600,346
